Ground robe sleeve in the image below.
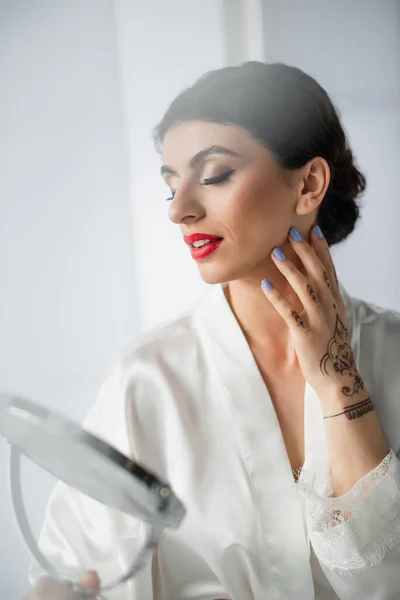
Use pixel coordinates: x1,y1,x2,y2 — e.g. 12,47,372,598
297,448,400,599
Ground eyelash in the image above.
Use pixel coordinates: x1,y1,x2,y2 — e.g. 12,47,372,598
165,169,235,202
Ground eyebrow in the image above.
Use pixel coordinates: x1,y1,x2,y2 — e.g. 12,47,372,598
160,145,242,176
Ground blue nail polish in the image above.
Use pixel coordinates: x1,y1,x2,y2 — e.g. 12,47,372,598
289,227,302,242
314,225,324,239
273,247,286,260
262,278,274,291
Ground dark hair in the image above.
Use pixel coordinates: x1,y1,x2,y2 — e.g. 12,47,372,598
153,62,366,246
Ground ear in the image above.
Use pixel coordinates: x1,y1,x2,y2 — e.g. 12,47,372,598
295,157,330,216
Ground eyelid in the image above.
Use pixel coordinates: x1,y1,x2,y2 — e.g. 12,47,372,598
164,162,233,183
202,169,235,185
165,169,235,202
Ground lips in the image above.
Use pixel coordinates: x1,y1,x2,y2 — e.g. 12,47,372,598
183,233,223,246
189,239,223,260
183,232,224,260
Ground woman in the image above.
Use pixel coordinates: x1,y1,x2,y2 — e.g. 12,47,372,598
29,62,400,599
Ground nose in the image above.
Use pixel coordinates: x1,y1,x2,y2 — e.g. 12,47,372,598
168,186,205,225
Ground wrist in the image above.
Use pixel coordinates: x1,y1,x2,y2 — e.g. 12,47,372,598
314,383,372,418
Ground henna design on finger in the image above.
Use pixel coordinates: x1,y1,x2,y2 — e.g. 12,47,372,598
320,314,365,396
307,284,320,306
324,397,374,420
292,311,307,330
323,270,332,291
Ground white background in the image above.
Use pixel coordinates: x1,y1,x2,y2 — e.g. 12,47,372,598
0,1,399,597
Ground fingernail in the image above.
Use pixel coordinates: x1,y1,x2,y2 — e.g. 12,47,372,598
273,247,286,260
289,227,302,242
262,278,274,291
314,225,324,239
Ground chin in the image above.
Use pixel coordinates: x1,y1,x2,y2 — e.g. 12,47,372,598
196,254,272,286
196,263,246,286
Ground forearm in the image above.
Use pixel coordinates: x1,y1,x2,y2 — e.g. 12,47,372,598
318,386,390,497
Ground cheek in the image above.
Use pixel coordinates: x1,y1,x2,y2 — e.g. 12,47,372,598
227,176,291,230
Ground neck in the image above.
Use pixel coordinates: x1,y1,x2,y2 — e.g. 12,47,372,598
224,251,306,366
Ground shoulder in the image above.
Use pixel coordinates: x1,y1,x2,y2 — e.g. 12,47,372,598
342,285,400,348
343,289,400,449
341,284,400,374
345,289,400,373
83,310,201,452
96,306,204,403
115,310,200,377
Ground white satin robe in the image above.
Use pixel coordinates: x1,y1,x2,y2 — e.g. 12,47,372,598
30,282,400,599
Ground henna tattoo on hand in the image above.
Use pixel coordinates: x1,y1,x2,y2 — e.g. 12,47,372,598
323,397,374,420
292,310,307,330
320,314,365,396
323,270,332,291
307,284,320,306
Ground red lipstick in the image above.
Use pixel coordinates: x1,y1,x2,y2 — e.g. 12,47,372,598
183,233,224,260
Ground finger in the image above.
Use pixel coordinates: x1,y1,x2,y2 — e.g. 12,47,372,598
310,225,342,301
287,226,335,306
79,571,100,588
75,570,100,598
270,246,323,318
311,229,346,313
261,278,310,334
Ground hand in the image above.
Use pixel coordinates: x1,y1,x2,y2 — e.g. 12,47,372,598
261,225,367,404
27,571,100,599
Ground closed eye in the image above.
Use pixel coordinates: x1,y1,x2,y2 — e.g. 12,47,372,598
202,169,235,186
165,169,235,202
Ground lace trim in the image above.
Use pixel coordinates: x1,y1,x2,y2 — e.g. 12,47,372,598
297,449,400,574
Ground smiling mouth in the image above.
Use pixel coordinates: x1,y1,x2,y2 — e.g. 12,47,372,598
189,238,223,259
192,238,222,248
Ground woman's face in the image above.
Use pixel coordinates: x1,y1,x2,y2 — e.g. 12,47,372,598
161,120,303,285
